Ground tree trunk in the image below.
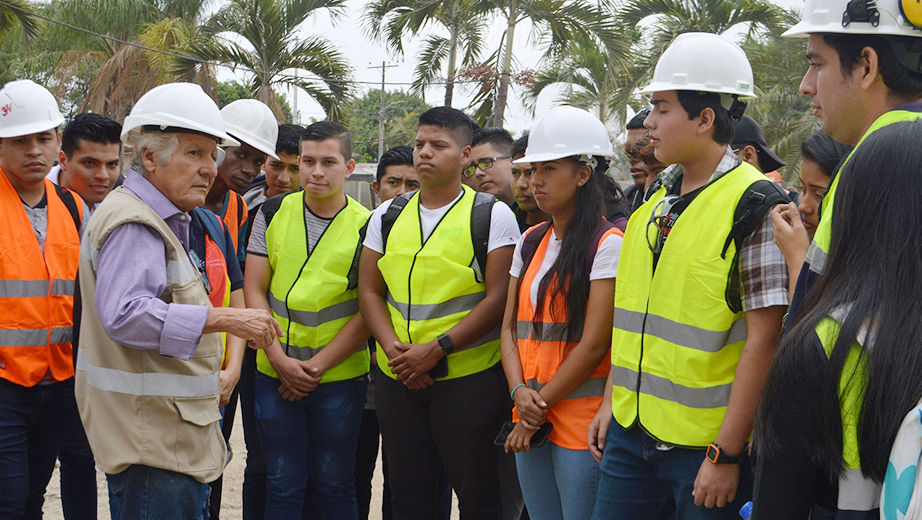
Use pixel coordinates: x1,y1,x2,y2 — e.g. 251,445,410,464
492,4,517,127
444,25,460,107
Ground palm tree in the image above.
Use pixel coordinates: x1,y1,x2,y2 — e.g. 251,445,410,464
179,0,353,122
604,0,786,124
523,33,618,124
363,0,488,107
481,0,629,126
0,0,40,42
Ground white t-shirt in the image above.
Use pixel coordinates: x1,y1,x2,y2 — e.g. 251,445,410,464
363,190,521,254
510,226,622,308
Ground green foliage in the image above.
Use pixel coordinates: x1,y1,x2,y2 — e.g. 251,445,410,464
216,80,294,123
344,89,430,163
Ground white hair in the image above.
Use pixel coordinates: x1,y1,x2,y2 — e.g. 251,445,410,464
127,129,178,177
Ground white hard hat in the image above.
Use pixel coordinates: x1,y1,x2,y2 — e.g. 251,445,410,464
122,82,239,147
221,99,279,159
0,80,65,138
514,105,614,164
784,0,922,38
639,32,756,108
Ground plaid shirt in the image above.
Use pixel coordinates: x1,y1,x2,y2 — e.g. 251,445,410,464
655,147,789,312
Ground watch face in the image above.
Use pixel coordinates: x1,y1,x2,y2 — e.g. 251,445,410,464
706,445,719,463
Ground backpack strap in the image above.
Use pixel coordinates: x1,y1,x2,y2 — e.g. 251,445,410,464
470,192,496,283
347,219,369,291
722,179,792,313
380,191,415,252
54,184,82,232
260,193,287,229
519,222,552,276
518,220,616,278
194,207,229,255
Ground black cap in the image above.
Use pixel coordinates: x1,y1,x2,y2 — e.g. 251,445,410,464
731,116,785,172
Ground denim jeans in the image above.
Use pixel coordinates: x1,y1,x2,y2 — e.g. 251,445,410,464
515,442,600,520
255,373,366,520
592,421,752,520
0,377,80,519
239,348,267,520
58,419,97,519
107,464,209,520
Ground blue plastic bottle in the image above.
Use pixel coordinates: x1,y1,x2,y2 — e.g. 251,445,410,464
739,501,753,519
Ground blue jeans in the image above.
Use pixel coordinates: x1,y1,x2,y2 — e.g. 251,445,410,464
0,377,80,519
239,348,267,520
255,373,366,520
515,442,600,520
107,464,209,520
592,421,752,520
59,419,97,519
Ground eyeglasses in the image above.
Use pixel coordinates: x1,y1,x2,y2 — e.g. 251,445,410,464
463,155,511,178
646,195,681,255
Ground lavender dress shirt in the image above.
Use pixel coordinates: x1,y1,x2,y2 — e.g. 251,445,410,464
94,171,209,360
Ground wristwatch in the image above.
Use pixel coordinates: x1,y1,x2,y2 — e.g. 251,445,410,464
437,334,455,355
706,443,741,464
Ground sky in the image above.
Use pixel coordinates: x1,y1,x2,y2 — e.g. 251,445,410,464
217,0,806,137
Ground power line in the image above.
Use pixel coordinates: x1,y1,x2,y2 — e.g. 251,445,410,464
0,0,479,88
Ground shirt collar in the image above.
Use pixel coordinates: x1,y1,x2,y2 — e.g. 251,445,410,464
122,169,187,222
657,145,742,192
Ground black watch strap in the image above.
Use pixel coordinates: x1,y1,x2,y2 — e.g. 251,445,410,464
437,333,455,355
706,443,741,464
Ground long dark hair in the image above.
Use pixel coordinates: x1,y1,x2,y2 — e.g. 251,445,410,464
755,120,922,482
801,132,851,177
510,156,606,347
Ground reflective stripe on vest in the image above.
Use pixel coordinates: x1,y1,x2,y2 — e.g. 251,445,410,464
610,161,765,447
512,222,618,449
814,316,880,513
377,186,501,381
258,193,370,382
810,109,922,276
76,348,218,397
0,171,81,386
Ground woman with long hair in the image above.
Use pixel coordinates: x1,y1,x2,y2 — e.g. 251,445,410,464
771,132,851,298
499,106,623,520
754,120,922,518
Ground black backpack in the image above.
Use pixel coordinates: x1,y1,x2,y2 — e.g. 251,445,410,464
380,190,495,283
722,179,792,313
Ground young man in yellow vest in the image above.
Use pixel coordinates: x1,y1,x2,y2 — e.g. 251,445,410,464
359,107,521,519
587,34,788,519
758,0,922,512
245,121,371,519
0,79,87,519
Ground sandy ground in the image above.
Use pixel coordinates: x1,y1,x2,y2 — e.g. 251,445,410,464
42,401,460,519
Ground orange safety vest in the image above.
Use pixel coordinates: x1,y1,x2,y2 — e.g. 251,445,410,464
0,168,82,387
513,222,621,449
219,191,248,252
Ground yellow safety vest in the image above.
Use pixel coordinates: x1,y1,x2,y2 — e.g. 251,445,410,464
808,109,922,275
259,193,370,383
611,161,765,447
377,186,501,380
815,316,879,513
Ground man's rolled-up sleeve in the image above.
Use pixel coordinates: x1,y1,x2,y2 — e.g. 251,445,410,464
94,223,209,360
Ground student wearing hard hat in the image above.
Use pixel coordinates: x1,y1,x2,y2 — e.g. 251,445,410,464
588,34,789,519
500,106,623,520
752,0,922,516
204,99,280,273
0,79,88,519
74,82,283,519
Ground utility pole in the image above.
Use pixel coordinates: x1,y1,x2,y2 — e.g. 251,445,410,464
369,61,398,162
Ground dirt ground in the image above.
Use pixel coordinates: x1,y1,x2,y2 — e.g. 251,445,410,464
42,401,460,519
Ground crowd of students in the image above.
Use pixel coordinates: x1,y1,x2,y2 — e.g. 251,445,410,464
5,0,922,519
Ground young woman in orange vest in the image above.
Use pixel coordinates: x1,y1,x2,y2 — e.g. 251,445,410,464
500,106,623,520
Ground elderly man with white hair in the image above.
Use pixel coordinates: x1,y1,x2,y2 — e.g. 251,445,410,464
74,82,283,519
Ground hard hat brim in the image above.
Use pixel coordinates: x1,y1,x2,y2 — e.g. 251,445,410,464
0,118,64,139
225,129,279,160
514,151,614,164
638,82,757,99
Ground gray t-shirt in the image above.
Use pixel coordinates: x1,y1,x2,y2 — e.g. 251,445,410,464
22,193,89,253
247,202,333,257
